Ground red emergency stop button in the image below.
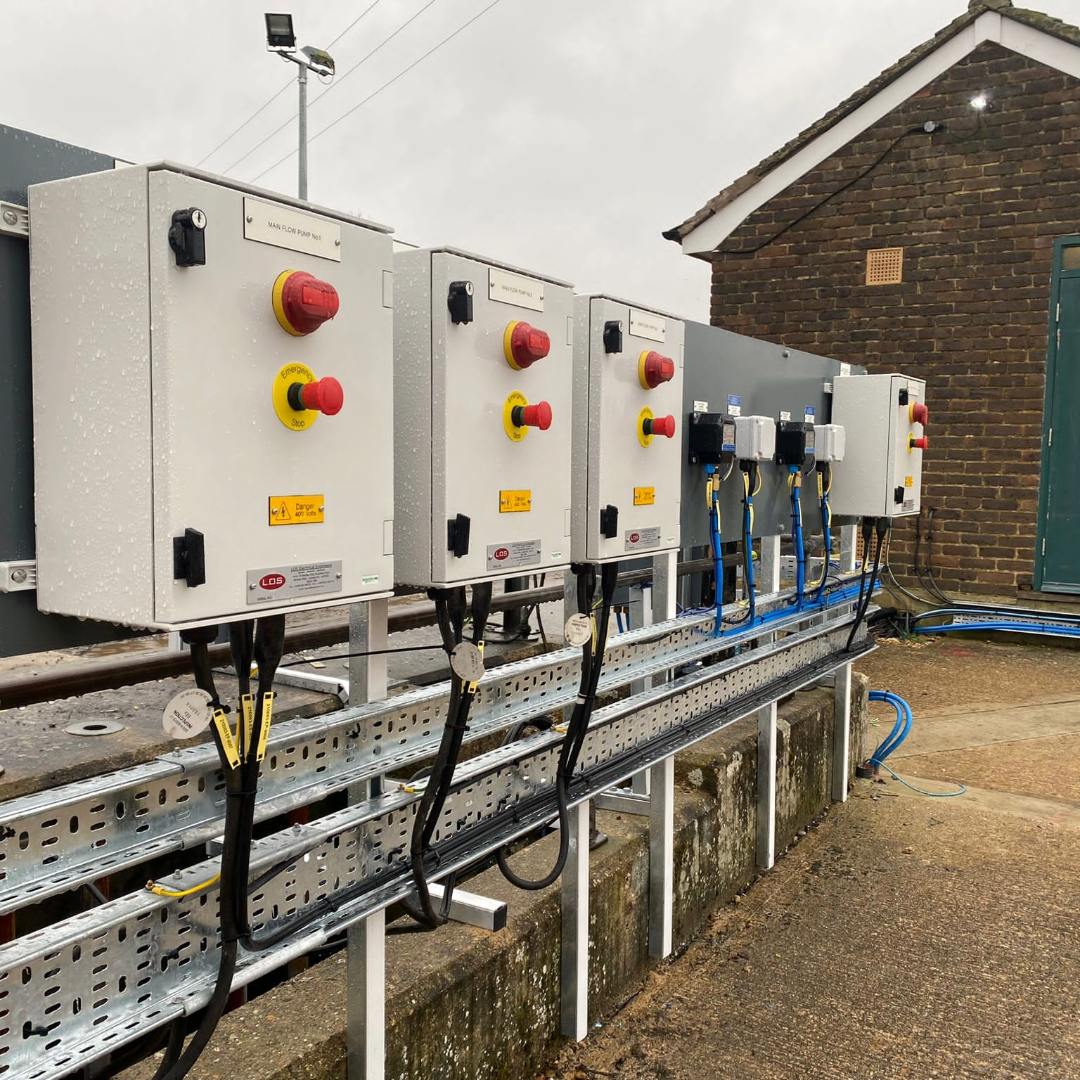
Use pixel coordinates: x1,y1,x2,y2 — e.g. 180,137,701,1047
273,270,340,336
504,321,550,370
639,350,675,390
288,376,344,416
511,401,552,431
644,415,676,439
910,435,929,451
909,402,929,426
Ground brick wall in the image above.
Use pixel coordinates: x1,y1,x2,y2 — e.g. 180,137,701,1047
709,42,1080,598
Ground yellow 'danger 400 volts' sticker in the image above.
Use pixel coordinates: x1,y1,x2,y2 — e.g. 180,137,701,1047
499,490,532,513
634,487,656,506
268,495,325,526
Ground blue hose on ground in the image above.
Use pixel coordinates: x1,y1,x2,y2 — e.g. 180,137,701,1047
865,689,966,797
868,690,911,765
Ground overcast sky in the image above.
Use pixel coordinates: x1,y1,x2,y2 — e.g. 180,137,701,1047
3,0,1076,318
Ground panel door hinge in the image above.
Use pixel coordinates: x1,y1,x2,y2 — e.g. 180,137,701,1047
1056,302,1061,324
1049,427,1053,447
1043,537,1047,556
0,202,28,240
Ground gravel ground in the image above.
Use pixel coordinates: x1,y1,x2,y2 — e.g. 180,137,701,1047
543,633,1080,1080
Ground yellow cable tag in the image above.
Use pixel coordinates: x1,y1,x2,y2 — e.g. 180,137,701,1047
256,693,274,762
241,694,255,757
213,710,241,770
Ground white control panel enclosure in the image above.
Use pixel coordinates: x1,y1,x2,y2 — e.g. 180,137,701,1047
829,374,926,518
735,415,776,462
393,248,573,587
572,296,684,563
813,424,847,463
30,163,395,630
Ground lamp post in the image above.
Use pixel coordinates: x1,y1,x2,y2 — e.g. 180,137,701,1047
264,13,335,201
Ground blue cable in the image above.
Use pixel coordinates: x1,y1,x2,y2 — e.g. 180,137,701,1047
816,471,832,603
913,621,1080,640
790,469,805,604
876,762,966,798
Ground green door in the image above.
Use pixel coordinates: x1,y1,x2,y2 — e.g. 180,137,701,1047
1036,237,1080,592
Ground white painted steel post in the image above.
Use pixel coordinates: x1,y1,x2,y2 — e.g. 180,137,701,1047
832,662,853,802
756,701,777,869
648,755,675,959
347,599,389,1080
561,799,591,1040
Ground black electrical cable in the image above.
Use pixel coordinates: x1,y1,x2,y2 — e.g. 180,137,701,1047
846,520,885,652
496,562,618,891
717,126,937,257
404,582,493,929
151,622,259,1080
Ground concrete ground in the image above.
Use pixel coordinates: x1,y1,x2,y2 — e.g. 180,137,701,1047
545,635,1080,1080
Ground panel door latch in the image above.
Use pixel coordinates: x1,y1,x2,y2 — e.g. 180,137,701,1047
173,528,206,587
168,207,207,267
603,320,623,354
447,281,474,324
447,514,471,558
600,504,619,539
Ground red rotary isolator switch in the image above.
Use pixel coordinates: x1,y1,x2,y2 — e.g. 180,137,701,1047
910,435,929,451
511,401,553,431
639,350,675,390
909,402,929,426
273,270,340,336
504,321,550,370
644,415,676,439
288,376,344,416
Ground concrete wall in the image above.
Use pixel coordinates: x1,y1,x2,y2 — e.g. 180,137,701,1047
122,677,869,1080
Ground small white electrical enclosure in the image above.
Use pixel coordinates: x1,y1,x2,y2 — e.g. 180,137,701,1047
572,296,684,563
813,424,847,463
829,374,928,518
393,248,574,587
30,163,395,629
734,415,776,462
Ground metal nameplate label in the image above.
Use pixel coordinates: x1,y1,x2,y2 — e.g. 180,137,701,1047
499,490,532,513
727,394,742,417
486,539,541,571
629,309,666,343
243,197,342,262
693,399,710,413
247,560,342,604
624,527,661,553
633,487,656,507
268,495,325,526
488,268,544,312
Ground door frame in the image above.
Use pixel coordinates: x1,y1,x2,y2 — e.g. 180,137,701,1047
1035,235,1080,593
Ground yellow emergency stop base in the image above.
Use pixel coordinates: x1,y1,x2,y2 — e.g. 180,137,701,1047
637,406,654,448
273,362,319,432
503,390,529,442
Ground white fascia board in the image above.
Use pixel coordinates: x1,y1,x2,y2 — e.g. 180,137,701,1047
679,10,1080,256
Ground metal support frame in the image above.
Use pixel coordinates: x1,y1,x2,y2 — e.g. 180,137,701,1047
560,799,590,1041
0,586,873,1080
648,755,675,959
756,701,777,869
759,534,782,595
348,599,388,1080
840,523,858,574
831,662,852,803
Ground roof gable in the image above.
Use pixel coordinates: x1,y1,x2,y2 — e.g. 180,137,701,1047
667,1,1080,255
